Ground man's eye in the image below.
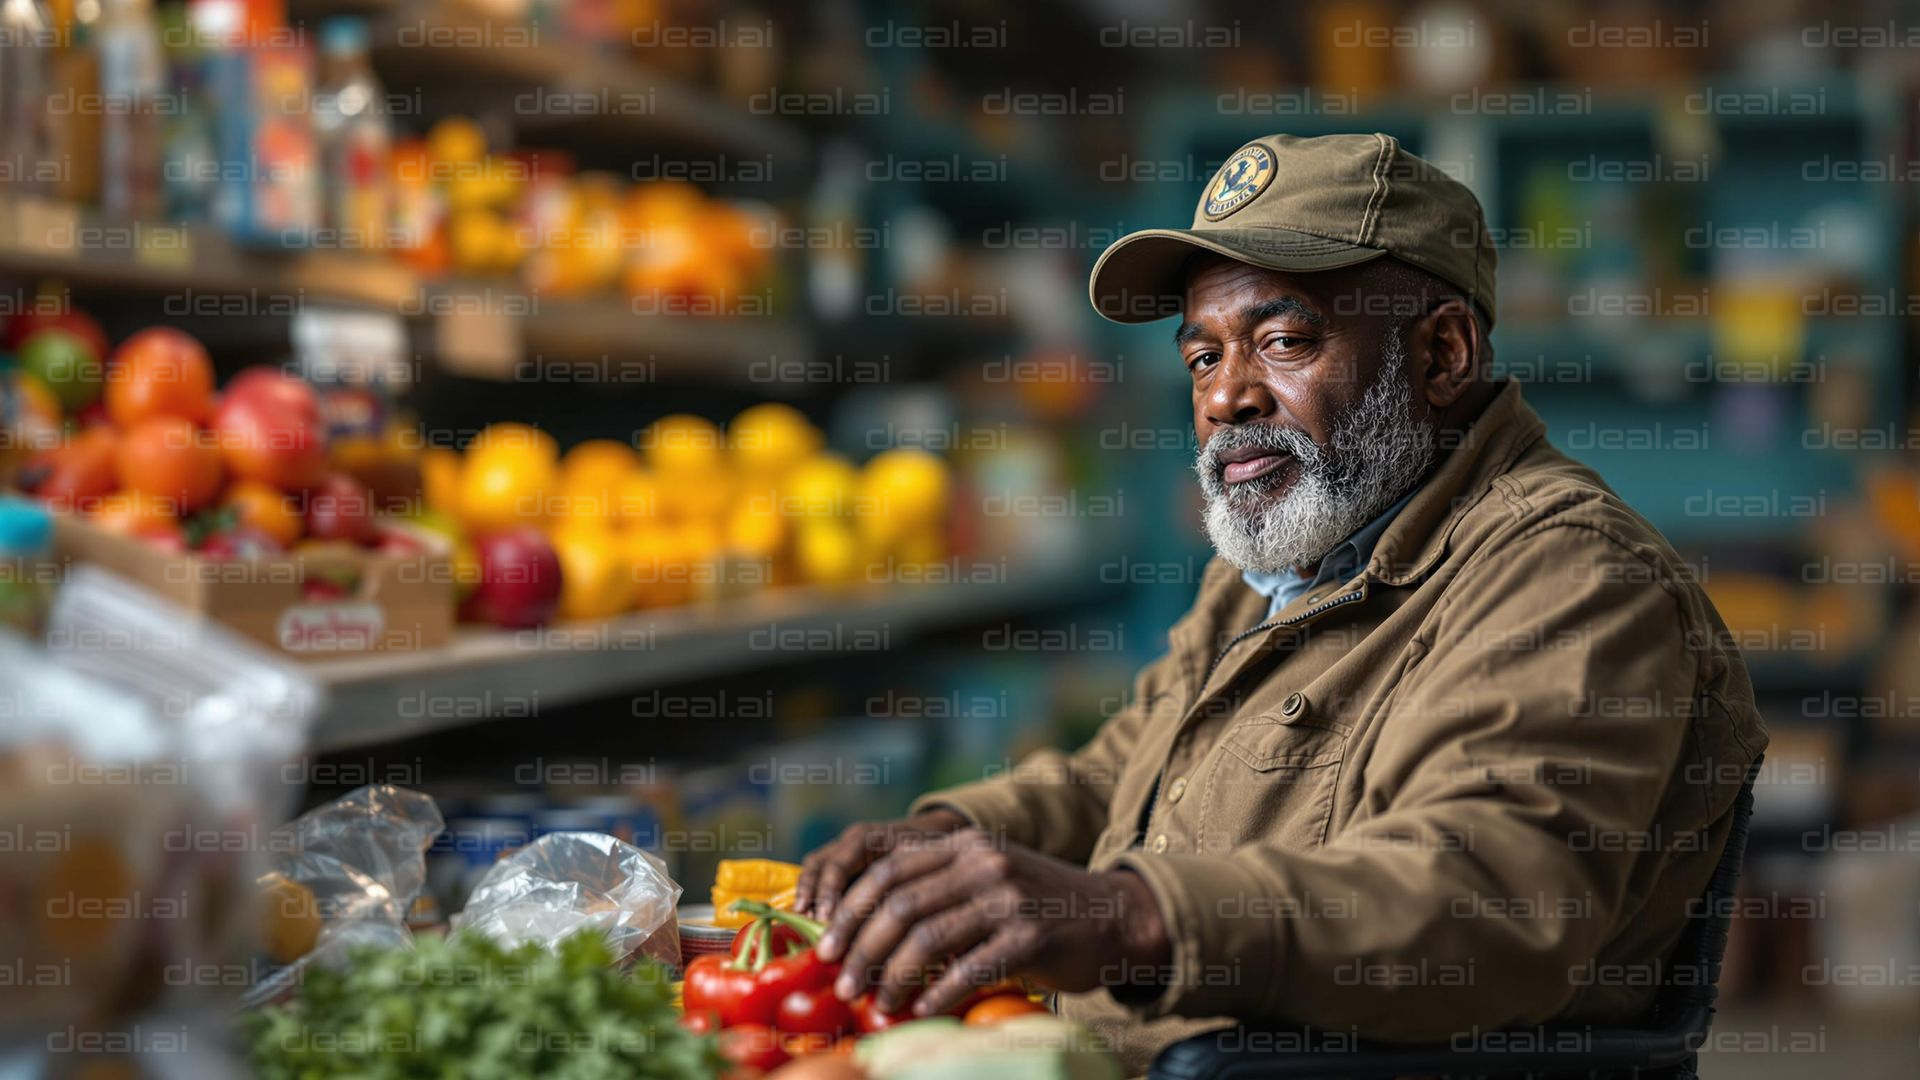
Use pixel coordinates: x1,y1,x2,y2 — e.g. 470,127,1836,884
1265,335,1309,351
1187,351,1220,372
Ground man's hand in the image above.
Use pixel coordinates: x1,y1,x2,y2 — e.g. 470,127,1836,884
812,827,1170,1017
794,808,969,919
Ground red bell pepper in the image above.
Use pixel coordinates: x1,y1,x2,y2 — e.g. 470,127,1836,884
692,899,851,1034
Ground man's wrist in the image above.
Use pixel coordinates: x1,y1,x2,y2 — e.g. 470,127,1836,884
911,806,970,833
1107,868,1172,977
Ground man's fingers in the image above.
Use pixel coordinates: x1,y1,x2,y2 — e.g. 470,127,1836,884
808,826,884,921
794,849,826,915
871,889,994,1013
914,929,1032,1018
820,843,959,977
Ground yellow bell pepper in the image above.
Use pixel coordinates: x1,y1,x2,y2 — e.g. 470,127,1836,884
711,859,802,927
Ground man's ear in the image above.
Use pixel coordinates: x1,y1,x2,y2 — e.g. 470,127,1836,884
1415,297,1482,410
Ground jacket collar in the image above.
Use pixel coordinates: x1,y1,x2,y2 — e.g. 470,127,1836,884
1369,380,1545,586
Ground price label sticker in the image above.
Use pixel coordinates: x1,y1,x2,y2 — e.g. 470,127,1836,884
436,300,524,379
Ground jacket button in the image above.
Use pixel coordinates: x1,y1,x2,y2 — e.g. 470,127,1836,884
1166,777,1188,803
1282,692,1306,718
1150,833,1169,853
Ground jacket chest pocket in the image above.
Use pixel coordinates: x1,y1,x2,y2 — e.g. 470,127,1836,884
1200,711,1347,851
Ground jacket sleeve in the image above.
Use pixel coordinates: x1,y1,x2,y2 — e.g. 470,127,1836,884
1113,524,1705,1037
909,646,1182,864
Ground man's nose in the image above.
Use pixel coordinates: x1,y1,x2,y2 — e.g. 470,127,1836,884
1203,350,1278,426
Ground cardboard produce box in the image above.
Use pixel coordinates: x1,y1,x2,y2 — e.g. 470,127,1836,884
51,514,453,657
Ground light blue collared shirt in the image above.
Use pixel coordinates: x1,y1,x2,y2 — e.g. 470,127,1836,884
1241,484,1421,621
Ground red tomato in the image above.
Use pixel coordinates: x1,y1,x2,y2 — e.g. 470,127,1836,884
732,920,807,961
682,954,780,1028
963,994,1046,1025
776,986,856,1037
851,993,914,1034
106,327,214,426
717,1024,789,1072
757,945,837,997
678,1009,721,1036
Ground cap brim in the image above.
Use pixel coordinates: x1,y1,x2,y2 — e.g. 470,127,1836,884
1088,227,1387,324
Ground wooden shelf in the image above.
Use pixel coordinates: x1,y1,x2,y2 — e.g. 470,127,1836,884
306,556,1101,752
368,0,808,176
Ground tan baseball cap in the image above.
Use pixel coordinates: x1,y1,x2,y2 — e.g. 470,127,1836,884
1089,132,1497,325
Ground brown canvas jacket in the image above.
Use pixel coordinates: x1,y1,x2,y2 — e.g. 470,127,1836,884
913,381,1768,1074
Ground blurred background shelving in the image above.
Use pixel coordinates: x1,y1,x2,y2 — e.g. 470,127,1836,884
6,0,1920,1073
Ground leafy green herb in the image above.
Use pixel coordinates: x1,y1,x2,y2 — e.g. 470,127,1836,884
245,931,720,1080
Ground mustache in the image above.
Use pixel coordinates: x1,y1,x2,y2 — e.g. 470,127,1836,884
1193,422,1320,500
1196,423,1318,473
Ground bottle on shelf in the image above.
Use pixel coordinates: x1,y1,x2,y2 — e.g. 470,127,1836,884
95,0,165,219
47,0,100,205
159,0,216,222
312,16,389,250
0,0,57,194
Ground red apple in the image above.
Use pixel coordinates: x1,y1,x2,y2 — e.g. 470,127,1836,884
462,528,562,629
212,392,329,491
224,368,322,426
4,307,109,360
305,473,377,545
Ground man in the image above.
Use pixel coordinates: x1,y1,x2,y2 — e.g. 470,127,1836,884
794,133,1767,1074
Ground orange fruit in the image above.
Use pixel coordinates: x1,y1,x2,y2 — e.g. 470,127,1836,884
459,423,558,532
224,480,303,546
420,447,463,514
105,327,215,426
116,416,223,514
729,403,820,478
962,994,1047,1025
558,439,639,520
552,524,633,619
641,414,723,475
623,525,692,608
725,500,786,561
88,491,179,538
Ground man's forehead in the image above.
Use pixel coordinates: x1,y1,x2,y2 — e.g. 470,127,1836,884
1176,263,1334,341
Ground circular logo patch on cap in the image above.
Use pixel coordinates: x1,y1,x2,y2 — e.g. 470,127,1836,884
1203,144,1276,220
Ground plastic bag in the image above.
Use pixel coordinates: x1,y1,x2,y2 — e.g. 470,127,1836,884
1,567,322,1065
452,831,682,969
244,785,444,1006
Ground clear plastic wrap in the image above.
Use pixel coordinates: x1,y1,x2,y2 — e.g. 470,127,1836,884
451,831,683,969
2,567,323,1067
244,785,444,1006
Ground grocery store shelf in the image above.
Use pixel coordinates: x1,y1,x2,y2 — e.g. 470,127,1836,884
423,284,813,384
0,194,419,309
306,558,1105,752
369,0,808,175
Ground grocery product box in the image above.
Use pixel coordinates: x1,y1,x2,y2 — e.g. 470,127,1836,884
51,513,451,657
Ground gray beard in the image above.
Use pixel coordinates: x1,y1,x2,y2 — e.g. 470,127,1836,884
1194,345,1435,575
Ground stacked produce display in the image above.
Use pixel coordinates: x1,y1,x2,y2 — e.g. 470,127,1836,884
0,294,959,653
